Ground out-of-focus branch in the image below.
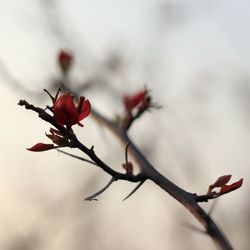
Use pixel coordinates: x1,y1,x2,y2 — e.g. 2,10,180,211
0,59,38,96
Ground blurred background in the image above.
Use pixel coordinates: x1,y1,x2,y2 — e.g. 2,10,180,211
0,0,249,249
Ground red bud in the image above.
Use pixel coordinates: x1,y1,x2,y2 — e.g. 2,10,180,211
58,50,73,74
220,178,243,194
27,143,55,152
212,175,232,188
123,90,147,110
122,162,133,174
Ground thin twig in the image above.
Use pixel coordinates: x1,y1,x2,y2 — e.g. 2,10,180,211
194,192,226,203
57,149,97,166
125,143,129,165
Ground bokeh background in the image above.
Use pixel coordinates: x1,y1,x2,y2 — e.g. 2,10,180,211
0,0,249,249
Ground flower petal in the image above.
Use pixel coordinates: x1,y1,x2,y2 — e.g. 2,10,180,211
77,99,91,121
27,143,55,152
54,94,78,127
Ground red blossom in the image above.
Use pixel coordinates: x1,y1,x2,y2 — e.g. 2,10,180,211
58,50,73,74
54,93,91,128
123,90,147,110
27,143,56,152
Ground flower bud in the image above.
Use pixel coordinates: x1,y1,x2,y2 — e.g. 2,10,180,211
27,143,55,152
122,162,133,175
58,50,73,74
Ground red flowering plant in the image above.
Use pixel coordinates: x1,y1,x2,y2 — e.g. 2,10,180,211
17,49,244,249
27,90,91,152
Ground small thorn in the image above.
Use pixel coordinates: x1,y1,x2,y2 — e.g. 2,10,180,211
123,180,145,201
84,177,115,201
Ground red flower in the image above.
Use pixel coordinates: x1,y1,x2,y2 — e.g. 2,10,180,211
54,94,91,128
123,90,147,110
58,50,73,74
27,143,56,152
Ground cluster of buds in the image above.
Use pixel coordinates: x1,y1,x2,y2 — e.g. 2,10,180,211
207,175,243,196
28,128,68,152
123,89,150,113
27,91,91,152
122,89,153,129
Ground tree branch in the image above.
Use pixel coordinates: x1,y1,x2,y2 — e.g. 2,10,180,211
18,90,235,250
0,10,238,247
89,105,234,250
